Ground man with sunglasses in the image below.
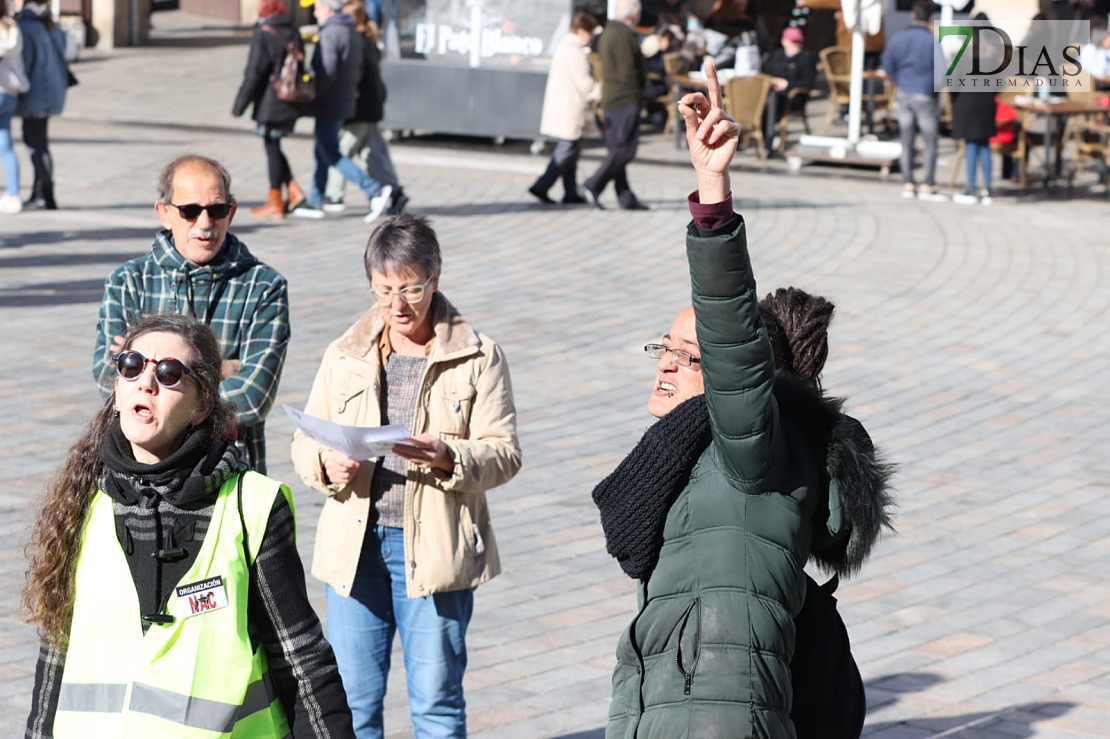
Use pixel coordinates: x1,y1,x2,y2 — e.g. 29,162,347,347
92,154,290,474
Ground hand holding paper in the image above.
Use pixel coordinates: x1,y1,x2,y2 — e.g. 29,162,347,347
284,404,409,461
394,434,455,473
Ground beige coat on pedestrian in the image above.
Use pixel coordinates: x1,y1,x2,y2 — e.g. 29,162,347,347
539,33,602,141
291,294,521,599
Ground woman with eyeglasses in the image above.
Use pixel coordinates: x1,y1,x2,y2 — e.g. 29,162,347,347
24,314,352,738
593,61,893,739
292,213,521,739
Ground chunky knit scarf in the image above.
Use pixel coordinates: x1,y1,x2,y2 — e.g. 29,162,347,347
591,395,712,580
99,421,242,507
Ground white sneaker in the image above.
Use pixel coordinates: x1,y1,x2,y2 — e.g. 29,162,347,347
979,189,993,206
0,193,22,214
917,185,948,202
364,185,393,224
291,203,326,219
952,191,978,206
901,183,916,199
322,197,346,213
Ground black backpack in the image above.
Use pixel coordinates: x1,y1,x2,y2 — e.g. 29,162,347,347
790,574,866,739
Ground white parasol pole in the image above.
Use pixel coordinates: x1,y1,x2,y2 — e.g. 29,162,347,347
845,0,864,147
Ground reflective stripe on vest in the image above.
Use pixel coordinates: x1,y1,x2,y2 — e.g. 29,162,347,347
54,472,295,739
58,673,277,732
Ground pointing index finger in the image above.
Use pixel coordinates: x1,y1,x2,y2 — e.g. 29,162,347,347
704,58,723,111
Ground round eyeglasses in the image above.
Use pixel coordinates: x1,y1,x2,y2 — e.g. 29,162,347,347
115,350,194,389
644,343,702,367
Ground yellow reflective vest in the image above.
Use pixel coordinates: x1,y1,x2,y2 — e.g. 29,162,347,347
53,471,294,738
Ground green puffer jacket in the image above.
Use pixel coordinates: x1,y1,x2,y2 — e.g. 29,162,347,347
607,215,880,739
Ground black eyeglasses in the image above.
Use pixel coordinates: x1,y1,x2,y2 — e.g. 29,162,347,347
115,350,194,389
168,202,233,221
645,343,702,367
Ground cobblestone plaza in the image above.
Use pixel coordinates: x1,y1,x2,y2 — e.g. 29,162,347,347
1,13,1109,739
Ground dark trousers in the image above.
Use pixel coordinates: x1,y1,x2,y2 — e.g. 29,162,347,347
22,116,53,206
584,101,640,206
263,138,292,190
531,139,582,199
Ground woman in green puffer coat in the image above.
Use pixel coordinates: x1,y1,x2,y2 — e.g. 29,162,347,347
593,60,894,739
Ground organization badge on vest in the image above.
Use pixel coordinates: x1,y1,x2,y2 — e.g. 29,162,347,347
175,576,229,618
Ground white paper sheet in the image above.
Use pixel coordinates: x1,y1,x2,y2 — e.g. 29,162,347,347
283,405,409,460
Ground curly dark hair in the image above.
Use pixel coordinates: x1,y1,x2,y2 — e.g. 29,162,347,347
759,287,835,387
22,315,236,648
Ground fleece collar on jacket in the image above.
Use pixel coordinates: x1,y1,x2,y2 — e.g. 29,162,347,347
773,374,896,578
151,229,258,280
337,292,480,363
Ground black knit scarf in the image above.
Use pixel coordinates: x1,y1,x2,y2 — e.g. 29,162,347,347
592,395,712,581
99,420,241,507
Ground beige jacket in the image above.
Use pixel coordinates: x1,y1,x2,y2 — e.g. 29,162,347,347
291,294,521,598
539,33,602,140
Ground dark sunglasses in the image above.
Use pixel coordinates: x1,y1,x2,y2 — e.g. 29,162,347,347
169,202,233,221
115,350,194,389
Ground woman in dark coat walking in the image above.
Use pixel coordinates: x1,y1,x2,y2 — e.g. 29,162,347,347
951,91,997,206
233,0,306,219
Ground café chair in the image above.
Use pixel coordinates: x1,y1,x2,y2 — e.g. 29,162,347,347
724,74,773,160
820,46,851,135
644,52,682,136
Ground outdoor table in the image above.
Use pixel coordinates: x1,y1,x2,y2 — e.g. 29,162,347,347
1013,98,1110,187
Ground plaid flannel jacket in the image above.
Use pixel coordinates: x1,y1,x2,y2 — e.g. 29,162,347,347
93,231,290,473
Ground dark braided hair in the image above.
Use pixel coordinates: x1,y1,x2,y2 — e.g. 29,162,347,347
758,287,835,387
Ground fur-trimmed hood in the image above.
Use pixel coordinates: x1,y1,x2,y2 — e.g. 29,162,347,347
774,374,896,578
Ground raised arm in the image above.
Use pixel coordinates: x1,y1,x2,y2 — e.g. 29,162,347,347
678,61,780,486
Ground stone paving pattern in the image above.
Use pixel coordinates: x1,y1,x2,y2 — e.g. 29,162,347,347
0,12,1109,739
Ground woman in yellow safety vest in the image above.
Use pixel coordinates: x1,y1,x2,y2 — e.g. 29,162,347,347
23,313,353,738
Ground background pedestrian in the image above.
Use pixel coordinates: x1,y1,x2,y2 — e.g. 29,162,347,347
14,0,68,211
232,0,308,219
529,11,601,205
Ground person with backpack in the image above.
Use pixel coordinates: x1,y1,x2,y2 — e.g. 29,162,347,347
322,0,407,216
233,0,309,220
593,60,893,739
14,0,68,211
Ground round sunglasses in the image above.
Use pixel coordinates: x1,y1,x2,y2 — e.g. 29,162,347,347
115,350,194,389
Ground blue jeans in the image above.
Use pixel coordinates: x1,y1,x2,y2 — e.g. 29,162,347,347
324,121,401,201
965,140,992,191
311,116,384,206
896,92,939,186
0,93,19,197
326,525,473,739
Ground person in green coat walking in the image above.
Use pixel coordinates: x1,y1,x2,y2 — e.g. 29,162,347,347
593,60,893,739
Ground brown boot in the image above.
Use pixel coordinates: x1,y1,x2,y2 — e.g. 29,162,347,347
250,189,285,220
285,179,306,213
